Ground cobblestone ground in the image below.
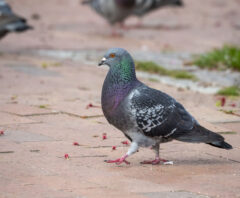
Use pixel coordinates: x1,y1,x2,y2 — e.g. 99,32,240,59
0,0,240,198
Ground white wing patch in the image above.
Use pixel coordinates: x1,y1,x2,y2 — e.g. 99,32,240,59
128,86,176,134
164,128,177,137
135,104,169,132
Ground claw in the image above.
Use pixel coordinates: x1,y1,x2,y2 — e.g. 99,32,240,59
105,158,130,165
104,154,130,165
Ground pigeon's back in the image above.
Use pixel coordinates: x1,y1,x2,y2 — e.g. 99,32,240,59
134,0,183,17
86,0,135,24
127,83,195,136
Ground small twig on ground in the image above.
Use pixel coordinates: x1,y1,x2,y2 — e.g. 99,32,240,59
86,103,101,109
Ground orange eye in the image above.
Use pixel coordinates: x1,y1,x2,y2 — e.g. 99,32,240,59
109,53,115,58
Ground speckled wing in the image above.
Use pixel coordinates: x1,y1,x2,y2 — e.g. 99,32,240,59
88,0,134,24
134,0,183,17
129,85,195,138
133,0,154,16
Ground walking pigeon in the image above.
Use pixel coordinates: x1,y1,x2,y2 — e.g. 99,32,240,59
82,0,183,26
134,0,183,17
99,48,232,165
0,0,32,39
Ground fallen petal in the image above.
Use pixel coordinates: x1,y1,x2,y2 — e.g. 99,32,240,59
64,154,70,159
121,140,129,145
102,133,107,140
73,142,80,146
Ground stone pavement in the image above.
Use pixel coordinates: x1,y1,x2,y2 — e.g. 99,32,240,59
0,53,240,198
1,0,240,197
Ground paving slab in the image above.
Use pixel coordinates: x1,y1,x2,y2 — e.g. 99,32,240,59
2,130,54,143
189,106,240,124
1,56,240,198
4,62,59,77
0,1,240,196
0,112,38,126
0,103,56,116
143,191,209,198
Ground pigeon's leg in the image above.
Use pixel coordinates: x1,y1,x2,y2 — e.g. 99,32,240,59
140,144,172,165
134,18,143,28
118,22,129,30
110,25,123,37
105,142,139,165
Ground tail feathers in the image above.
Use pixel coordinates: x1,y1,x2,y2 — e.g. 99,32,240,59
6,21,32,32
153,0,184,8
175,124,233,150
207,141,233,150
174,0,183,6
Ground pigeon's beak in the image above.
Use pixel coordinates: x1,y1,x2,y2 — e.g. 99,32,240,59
98,57,106,66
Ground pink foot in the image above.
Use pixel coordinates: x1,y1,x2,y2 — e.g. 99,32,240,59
140,158,169,165
110,31,123,37
119,23,130,30
104,155,130,165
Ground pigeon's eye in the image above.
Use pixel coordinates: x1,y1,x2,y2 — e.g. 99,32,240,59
109,53,116,58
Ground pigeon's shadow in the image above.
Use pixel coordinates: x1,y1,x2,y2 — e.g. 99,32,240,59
168,158,237,166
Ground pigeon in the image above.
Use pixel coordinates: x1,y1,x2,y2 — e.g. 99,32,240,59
99,48,232,165
0,0,32,39
82,0,183,26
134,0,183,17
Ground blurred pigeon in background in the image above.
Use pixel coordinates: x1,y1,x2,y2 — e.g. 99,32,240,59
0,0,32,39
99,48,232,165
82,0,183,26
134,0,183,17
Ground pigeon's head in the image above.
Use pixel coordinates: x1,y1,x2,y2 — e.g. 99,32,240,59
99,48,136,81
99,48,133,67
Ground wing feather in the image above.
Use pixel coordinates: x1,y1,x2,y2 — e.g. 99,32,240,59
129,85,195,138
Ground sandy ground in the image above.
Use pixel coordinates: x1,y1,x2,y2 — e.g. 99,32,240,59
0,0,240,198
0,53,240,198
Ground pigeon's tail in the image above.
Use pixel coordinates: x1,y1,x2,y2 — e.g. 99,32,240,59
207,141,232,150
6,20,32,33
153,0,184,8
14,24,33,32
174,0,183,6
174,124,233,150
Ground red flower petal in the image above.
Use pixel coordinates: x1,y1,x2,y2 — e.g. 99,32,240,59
64,154,70,159
102,133,107,140
86,103,101,109
86,103,93,109
221,97,226,107
73,142,79,146
121,140,129,145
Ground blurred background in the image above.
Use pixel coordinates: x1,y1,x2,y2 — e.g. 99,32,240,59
1,0,240,52
1,0,240,93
